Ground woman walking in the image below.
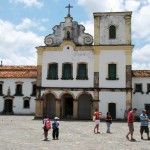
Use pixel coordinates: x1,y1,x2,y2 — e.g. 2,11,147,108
93,108,102,134
105,112,112,133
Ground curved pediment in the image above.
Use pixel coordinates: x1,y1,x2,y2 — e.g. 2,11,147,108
44,16,93,46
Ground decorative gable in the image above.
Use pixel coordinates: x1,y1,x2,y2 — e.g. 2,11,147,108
44,16,93,46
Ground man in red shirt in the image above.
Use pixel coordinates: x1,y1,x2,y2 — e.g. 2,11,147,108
126,108,137,141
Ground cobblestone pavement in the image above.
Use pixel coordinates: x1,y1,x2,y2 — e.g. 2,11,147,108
0,116,150,150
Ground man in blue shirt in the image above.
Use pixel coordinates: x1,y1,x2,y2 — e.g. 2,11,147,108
140,109,150,140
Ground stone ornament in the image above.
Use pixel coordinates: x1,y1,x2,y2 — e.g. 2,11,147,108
84,37,93,45
44,36,53,45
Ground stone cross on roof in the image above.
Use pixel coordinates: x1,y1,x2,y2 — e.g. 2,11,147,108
65,4,73,17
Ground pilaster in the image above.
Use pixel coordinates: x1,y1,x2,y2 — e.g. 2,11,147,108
73,99,78,119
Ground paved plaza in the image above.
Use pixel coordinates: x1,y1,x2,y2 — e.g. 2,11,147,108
0,116,149,150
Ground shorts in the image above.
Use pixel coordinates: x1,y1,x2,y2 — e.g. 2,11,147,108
95,120,100,125
128,123,134,132
140,126,149,134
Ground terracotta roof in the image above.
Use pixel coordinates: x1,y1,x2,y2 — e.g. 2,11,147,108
132,70,150,77
0,66,37,78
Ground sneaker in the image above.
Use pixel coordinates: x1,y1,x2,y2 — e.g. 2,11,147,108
131,138,136,141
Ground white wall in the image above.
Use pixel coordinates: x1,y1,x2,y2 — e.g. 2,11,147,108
100,91,126,119
99,50,126,88
132,77,150,116
42,45,94,88
100,15,126,45
0,78,36,114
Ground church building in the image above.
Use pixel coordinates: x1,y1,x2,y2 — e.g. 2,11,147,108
35,6,133,120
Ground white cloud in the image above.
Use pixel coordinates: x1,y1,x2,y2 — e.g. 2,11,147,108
132,44,150,70
124,0,140,11
77,0,124,14
80,20,94,36
0,19,44,65
132,4,150,41
10,0,43,8
16,18,36,30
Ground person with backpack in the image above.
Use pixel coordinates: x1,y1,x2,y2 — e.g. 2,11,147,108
43,116,51,141
52,117,59,140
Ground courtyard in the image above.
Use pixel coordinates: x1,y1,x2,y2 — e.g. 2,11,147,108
0,116,149,150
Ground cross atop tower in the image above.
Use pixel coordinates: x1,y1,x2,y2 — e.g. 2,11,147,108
65,4,73,17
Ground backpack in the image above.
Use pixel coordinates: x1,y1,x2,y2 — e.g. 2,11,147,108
45,119,51,130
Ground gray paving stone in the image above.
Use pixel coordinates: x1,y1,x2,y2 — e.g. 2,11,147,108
0,116,149,150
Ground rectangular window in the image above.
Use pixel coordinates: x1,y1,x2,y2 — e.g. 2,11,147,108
31,84,36,96
108,64,116,80
146,84,150,94
48,63,58,79
0,84,3,95
23,100,30,108
15,84,23,96
77,64,87,80
62,63,73,79
134,84,143,94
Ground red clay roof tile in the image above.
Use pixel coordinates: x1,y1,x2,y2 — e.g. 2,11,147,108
0,66,37,78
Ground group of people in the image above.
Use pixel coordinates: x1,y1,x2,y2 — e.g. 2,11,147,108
93,108,150,141
43,108,150,141
93,108,112,134
126,108,150,141
43,116,59,141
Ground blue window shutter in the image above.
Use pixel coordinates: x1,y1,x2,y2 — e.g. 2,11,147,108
78,64,86,79
63,64,72,79
49,63,57,79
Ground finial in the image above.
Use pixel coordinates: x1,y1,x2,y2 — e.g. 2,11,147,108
65,4,73,17
7,87,11,96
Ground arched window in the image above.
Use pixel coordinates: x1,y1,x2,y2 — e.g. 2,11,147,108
109,25,116,39
15,81,23,96
23,97,30,109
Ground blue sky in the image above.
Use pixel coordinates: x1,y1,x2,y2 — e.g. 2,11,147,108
0,0,150,69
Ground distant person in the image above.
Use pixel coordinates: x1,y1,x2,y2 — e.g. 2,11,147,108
140,109,150,140
93,108,102,134
52,117,59,140
105,112,112,133
43,116,51,141
126,108,137,141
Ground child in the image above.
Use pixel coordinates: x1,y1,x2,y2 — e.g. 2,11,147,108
43,116,51,141
52,117,59,140
105,112,112,133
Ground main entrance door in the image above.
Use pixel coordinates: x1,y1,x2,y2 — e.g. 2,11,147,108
61,94,73,119
108,103,116,119
4,99,13,114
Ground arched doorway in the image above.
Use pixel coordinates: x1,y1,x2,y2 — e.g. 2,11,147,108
61,93,73,119
44,93,56,118
78,93,92,119
108,103,116,119
4,99,13,114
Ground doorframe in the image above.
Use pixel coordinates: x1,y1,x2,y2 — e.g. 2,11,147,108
3,96,14,114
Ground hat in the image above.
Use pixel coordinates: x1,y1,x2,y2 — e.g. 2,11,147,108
54,117,59,120
142,109,146,112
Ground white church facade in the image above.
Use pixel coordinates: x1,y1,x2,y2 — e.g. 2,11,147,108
0,8,150,119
